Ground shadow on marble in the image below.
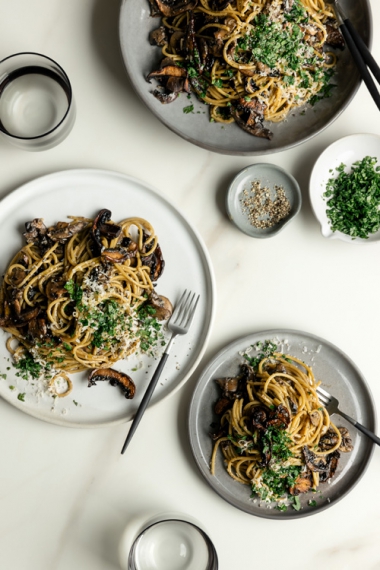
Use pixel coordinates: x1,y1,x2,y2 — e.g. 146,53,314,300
91,0,145,113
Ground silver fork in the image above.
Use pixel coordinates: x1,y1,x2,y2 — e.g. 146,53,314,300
316,386,380,446
121,290,200,454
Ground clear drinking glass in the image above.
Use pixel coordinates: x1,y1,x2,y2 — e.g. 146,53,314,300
0,52,75,151
119,513,218,570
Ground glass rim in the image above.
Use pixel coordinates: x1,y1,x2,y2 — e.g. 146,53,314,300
128,518,218,570
0,51,73,140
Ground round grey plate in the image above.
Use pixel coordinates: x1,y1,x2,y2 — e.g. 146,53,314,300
119,0,372,156
188,330,376,519
226,163,301,238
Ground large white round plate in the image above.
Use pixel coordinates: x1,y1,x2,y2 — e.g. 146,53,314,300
189,330,376,519
310,133,380,243
0,169,215,427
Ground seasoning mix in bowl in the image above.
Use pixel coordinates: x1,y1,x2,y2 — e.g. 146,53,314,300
310,134,380,243
226,163,302,238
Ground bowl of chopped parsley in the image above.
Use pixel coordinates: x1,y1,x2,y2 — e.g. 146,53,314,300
310,134,380,242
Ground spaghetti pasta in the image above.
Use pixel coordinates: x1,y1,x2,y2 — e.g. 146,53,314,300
148,0,344,138
0,210,171,389
210,341,353,506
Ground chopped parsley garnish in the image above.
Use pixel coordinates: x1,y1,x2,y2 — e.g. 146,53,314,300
292,496,301,511
183,104,194,114
14,353,43,380
9,385,15,390
308,499,317,507
244,340,278,369
64,280,83,305
323,156,380,239
17,393,26,402
137,304,164,353
262,427,293,462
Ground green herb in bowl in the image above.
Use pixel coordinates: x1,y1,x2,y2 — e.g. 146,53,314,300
323,156,380,239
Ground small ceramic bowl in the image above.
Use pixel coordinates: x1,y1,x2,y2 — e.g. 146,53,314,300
226,163,302,238
310,133,380,243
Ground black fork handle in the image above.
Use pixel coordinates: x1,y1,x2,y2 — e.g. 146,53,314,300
121,351,170,454
339,410,380,446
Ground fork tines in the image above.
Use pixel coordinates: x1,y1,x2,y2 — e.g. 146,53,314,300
172,289,199,328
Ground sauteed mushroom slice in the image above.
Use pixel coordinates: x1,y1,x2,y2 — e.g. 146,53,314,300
153,0,198,18
289,472,312,495
251,406,269,431
318,427,339,451
23,218,48,244
101,247,136,264
215,376,239,395
319,451,340,482
92,209,112,252
88,368,136,399
267,404,290,428
149,26,168,46
47,220,88,243
302,445,340,478
9,267,27,287
231,98,273,140
146,290,173,321
338,427,353,453
142,242,165,281
153,90,179,104
46,278,67,300
214,397,231,415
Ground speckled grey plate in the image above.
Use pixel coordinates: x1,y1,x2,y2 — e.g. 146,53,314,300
226,163,301,238
188,330,376,519
119,0,372,156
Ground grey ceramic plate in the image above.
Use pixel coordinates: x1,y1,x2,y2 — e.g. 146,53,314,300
188,330,376,519
226,163,302,238
119,0,372,156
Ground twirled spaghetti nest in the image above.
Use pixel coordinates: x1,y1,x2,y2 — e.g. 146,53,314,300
0,209,171,377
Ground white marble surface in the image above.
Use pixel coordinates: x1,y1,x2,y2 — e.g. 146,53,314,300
1,1,380,569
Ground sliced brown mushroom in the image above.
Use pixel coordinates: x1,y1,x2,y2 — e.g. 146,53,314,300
251,406,269,431
88,368,136,399
23,218,48,244
325,20,345,50
142,242,165,281
9,288,23,317
153,90,179,104
47,220,89,243
100,248,132,264
147,66,187,81
9,267,27,287
152,0,198,18
214,397,231,415
318,427,340,451
319,451,340,482
215,376,239,395
92,209,112,253
289,472,312,495
231,98,273,140
267,404,290,428
149,26,168,46
146,290,173,321
302,445,340,478
46,278,67,300
338,427,354,453
28,317,49,341
309,410,321,426
15,306,40,326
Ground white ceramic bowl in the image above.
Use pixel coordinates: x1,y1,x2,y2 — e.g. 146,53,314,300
309,133,380,243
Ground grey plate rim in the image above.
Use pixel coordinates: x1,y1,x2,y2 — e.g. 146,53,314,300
188,329,376,519
226,163,302,238
118,1,373,156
